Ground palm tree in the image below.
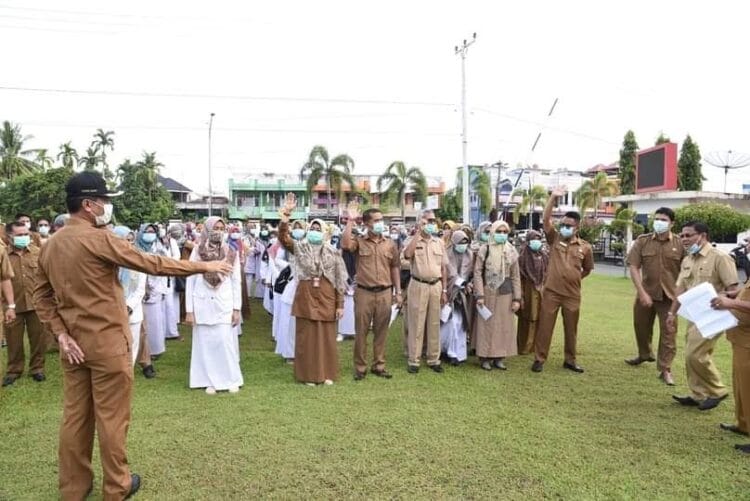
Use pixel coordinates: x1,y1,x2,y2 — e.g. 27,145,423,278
57,142,79,169
0,121,41,181
78,146,102,171
575,171,619,220
299,145,355,217
135,151,164,198
91,129,115,168
35,148,55,171
453,166,492,218
512,184,548,227
377,161,427,221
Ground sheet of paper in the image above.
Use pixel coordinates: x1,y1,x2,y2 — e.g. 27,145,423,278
454,277,465,288
440,304,452,323
389,305,401,327
477,304,493,321
676,282,738,338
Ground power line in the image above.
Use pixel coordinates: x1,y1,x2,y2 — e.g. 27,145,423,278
0,3,242,23
0,85,455,108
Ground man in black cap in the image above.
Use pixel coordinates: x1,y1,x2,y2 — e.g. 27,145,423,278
34,172,234,500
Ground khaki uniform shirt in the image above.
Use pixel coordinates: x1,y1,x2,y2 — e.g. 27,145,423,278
34,217,207,361
405,234,447,281
0,244,15,283
626,232,684,301
345,234,399,288
727,282,750,348
543,228,594,298
7,244,40,313
675,243,737,292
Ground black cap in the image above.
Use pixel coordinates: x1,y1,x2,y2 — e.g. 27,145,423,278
65,171,122,200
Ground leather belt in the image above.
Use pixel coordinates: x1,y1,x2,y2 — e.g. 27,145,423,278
412,276,440,285
357,284,391,292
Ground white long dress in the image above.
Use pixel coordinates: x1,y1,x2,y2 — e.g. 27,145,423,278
274,249,297,359
260,254,274,315
123,269,147,366
338,284,356,338
187,249,243,391
144,274,168,356
440,308,468,362
164,238,182,339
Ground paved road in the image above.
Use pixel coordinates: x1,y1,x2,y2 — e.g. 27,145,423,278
593,261,748,282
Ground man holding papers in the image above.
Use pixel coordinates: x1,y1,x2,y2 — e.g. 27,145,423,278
710,284,750,454
667,221,738,410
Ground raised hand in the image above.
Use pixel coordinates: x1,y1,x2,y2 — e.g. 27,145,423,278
283,192,297,213
551,186,567,198
346,200,360,221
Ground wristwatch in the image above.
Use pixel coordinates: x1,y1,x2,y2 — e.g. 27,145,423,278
7,304,15,309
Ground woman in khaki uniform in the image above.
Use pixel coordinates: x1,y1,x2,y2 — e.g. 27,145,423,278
474,220,522,370
277,194,347,386
516,230,549,355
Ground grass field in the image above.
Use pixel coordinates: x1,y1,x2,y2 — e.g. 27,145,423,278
1,274,749,500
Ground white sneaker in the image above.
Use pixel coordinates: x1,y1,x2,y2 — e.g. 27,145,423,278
205,386,216,395
323,379,334,385
336,334,343,342
228,385,240,393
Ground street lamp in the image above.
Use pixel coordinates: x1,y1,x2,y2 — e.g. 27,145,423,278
208,112,215,217
455,32,477,225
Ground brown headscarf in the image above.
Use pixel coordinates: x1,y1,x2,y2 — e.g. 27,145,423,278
518,229,548,288
197,216,235,288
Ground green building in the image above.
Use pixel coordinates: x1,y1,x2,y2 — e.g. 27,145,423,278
227,175,308,221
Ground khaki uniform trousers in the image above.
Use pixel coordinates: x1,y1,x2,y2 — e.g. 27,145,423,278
136,323,151,368
406,280,441,366
5,310,45,376
353,288,392,373
534,289,581,365
633,298,675,371
685,323,727,401
59,353,133,501
731,343,750,434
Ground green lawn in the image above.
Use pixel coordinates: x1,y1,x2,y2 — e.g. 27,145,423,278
1,274,749,500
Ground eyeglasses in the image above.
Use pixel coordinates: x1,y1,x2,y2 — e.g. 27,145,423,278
680,233,697,238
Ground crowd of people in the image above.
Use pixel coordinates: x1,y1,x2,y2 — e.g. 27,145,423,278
2,172,749,499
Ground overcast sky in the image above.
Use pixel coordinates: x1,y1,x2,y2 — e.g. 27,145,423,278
2,0,749,195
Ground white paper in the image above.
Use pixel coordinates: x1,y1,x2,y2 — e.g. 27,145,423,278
454,277,465,288
389,305,401,327
477,304,493,321
676,282,738,338
440,304,452,323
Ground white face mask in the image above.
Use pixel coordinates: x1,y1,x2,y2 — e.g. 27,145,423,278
158,228,167,238
92,201,113,226
269,237,278,246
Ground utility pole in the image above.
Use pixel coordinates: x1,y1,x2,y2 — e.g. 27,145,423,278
455,32,477,225
208,112,215,217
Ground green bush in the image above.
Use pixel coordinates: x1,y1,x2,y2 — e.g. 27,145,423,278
674,202,750,242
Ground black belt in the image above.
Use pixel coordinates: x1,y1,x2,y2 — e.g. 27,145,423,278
357,284,391,292
412,276,440,285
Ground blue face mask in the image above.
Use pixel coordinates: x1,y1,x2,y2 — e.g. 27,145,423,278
372,222,385,235
142,233,157,243
425,223,437,235
292,228,306,241
454,243,468,254
559,226,575,239
689,243,701,255
529,240,543,252
494,233,508,245
480,233,489,243
307,230,323,245
13,235,30,249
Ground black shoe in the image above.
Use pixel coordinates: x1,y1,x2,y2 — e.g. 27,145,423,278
142,365,156,379
150,354,161,361
353,371,366,381
698,394,728,411
31,373,46,382
531,361,543,373
450,357,460,366
1,375,17,387
563,362,584,373
85,484,93,498
624,356,655,366
0,339,6,348
407,365,419,374
735,443,750,454
720,423,749,436
672,395,699,406
493,359,507,370
125,473,141,499
429,364,444,373
371,369,393,379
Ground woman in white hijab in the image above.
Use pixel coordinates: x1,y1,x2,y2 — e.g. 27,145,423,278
473,220,522,370
186,217,244,394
